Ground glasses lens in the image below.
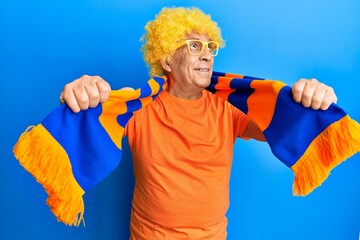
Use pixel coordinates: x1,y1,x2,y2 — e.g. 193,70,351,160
188,40,202,55
207,41,218,56
187,40,219,56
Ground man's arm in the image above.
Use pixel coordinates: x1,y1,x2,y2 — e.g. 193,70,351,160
242,119,267,142
60,75,338,112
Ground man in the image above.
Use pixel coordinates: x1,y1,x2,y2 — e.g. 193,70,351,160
60,7,337,239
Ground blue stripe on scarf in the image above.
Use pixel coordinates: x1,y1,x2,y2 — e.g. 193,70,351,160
42,104,121,191
228,88,254,114
264,86,347,167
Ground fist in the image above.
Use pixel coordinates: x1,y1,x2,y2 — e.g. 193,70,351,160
59,75,111,113
292,78,337,110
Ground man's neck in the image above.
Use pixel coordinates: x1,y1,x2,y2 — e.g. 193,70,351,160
166,84,203,100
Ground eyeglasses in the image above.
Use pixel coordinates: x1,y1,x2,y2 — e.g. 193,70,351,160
180,39,219,57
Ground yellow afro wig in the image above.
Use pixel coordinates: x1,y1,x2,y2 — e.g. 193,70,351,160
141,7,225,76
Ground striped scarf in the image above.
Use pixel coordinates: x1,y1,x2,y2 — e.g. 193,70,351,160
13,71,360,226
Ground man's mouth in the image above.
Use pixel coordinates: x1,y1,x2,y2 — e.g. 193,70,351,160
194,68,210,72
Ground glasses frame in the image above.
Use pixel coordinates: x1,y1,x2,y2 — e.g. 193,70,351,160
181,39,219,57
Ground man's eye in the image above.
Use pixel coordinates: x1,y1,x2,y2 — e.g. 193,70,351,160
208,43,217,50
190,43,198,49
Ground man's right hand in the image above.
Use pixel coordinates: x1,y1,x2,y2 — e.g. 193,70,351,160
59,75,111,113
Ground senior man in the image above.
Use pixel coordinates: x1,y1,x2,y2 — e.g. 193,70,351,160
60,7,337,240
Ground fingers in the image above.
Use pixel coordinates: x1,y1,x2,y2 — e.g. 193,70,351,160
97,80,111,103
61,81,84,113
292,78,337,110
60,75,111,113
60,84,77,112
309,83,326,110
320,87,337,110
292,79,307,104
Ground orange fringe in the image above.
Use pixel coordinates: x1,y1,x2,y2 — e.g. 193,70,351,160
13,124,85,226
291,115,360,196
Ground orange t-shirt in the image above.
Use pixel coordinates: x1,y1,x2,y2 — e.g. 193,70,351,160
125,90,250,239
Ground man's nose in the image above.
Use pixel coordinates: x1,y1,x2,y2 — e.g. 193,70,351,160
199,47,212,61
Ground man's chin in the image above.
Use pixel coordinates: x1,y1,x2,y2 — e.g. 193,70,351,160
197,77,211,88
192,71,212,87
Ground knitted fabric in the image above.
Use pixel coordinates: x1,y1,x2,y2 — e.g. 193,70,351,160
13,71,360,226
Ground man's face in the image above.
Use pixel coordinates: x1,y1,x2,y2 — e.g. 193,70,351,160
166,32,215,91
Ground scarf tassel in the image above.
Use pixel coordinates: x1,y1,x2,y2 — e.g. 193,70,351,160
291,115,360,196
13,124,85,226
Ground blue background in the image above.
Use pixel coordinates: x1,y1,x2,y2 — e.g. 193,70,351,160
1,0,359,239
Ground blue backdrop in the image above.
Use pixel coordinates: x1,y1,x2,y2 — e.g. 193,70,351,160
1,0,359,239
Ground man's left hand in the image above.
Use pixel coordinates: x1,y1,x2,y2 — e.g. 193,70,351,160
292,78,337,110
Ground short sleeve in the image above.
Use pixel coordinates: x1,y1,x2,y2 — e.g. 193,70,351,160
232,106,250,138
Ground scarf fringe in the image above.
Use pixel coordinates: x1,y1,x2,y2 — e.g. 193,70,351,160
291,115,360,196
13,124,85,226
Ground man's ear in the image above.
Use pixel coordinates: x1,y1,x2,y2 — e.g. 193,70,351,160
160,59,172,72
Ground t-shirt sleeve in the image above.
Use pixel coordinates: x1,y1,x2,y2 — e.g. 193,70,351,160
124,113,136,137
232,106,250,138
124,109,144,149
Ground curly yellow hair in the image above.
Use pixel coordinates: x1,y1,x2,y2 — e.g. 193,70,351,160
141,7,225,76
